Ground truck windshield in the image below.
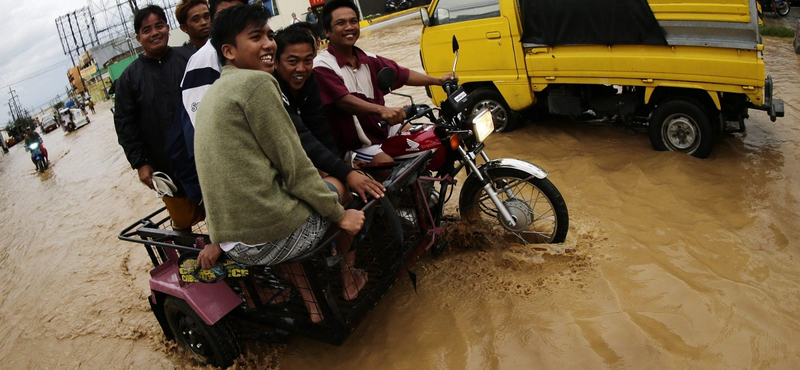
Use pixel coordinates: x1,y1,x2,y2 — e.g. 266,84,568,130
432,0,500,25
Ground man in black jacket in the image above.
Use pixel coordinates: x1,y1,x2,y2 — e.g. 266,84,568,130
113,5,202,230
274,25,385,202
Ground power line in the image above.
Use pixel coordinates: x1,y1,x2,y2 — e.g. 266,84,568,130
0,60,72,89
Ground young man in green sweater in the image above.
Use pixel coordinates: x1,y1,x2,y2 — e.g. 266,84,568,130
194,4,365,323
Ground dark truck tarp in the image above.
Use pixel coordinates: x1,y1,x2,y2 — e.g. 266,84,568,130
520,0,667,46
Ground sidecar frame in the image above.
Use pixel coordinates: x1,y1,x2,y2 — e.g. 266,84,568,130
119,151,434,346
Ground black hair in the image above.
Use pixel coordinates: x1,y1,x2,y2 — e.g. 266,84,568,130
275,25,316,61
134,5,168,35
175,0,209,25
208,0,247,18
210,4,270,65
286,21,317,40
321,0,360,33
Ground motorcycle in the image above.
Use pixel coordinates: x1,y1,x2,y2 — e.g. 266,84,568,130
760,0,791,16
386,0,413,13
376,35,569,247
27,140,49,173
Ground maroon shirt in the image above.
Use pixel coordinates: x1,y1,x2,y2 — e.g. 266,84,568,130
313,46,410,153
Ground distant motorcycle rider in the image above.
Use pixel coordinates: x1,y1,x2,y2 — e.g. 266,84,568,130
23,128,48,166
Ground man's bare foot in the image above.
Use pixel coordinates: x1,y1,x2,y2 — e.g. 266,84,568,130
302,295,324,323
342,268,368,301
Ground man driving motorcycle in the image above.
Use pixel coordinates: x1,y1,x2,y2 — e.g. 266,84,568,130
23,128,48,165
312,0,454,165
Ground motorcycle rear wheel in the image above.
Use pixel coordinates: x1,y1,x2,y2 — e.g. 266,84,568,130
459,168,569,244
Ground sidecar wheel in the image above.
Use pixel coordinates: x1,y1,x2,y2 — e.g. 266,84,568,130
467,88,518,133
459,168,568,244
163,297,240,368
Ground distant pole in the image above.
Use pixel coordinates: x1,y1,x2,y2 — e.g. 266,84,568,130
353,0,364,20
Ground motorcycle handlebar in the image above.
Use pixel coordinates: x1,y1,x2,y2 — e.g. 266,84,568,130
442,80,459,95
377,105,418,128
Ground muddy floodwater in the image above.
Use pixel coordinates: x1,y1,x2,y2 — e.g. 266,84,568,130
1,15,800,369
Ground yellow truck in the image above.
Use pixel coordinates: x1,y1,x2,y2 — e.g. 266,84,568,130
418,0,784,158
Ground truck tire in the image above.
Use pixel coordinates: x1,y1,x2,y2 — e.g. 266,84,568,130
163,297,240,368
649,100,714,158
468,88,518,133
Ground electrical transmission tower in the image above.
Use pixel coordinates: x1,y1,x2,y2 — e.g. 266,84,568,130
55,6,99,67
56,0,182,67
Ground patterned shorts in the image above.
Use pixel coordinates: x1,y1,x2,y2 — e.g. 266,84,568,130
226,213,331,266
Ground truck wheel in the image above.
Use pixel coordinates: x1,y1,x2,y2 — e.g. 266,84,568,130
649,100,714,158
468,88,518,133
163,297,240,368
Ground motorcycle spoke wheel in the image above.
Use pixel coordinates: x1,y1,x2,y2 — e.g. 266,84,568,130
464,171,567,244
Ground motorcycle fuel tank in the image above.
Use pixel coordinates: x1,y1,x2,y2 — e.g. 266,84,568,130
382,125,446,170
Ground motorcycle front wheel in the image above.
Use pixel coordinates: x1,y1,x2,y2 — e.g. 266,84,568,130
459,168,569,244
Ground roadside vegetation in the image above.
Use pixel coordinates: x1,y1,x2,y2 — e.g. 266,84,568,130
760,25,796,38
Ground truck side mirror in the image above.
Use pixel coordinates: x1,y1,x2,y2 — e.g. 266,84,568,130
377,67,396,93
420,8,430,26
452,36,459,53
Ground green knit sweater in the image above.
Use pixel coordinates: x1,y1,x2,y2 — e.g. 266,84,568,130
195,65,345,244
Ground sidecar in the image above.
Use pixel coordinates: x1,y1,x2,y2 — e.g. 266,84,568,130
119,152,437,367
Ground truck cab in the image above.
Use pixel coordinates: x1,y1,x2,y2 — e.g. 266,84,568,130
419,0,784,158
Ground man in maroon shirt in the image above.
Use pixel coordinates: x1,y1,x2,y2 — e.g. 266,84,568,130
312,0,454,165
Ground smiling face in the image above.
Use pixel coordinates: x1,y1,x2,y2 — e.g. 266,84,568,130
136,13,170,58
326,7,359,51
222,23,276,73
275,42,315,94
181,3,211,40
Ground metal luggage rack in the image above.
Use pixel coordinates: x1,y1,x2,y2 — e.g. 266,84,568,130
119,151,433,345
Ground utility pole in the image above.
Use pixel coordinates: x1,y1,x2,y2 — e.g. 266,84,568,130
8,88,24,121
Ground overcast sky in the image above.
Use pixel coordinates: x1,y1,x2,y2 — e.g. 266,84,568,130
0,0,107,126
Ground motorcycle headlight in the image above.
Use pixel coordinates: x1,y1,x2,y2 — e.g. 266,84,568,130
29,143,39,150
472,108,494,143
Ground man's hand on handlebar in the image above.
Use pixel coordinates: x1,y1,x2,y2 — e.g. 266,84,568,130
378,106,406,126
198,243,223,269
337,209,365,236
438,73,458,86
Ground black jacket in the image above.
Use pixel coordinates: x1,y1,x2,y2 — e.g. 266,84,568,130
114,47,193,180
275,74,352,183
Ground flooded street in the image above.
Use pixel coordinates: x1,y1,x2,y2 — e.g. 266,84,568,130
2,15,800,369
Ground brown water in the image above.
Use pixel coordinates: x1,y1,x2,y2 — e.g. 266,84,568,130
1,16,799,369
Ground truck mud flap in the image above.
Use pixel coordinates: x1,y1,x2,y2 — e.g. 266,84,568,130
770,99,785,122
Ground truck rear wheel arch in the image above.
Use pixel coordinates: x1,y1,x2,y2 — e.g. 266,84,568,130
646,87,720,118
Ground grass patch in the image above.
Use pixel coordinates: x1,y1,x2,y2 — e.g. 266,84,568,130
760,25,796,38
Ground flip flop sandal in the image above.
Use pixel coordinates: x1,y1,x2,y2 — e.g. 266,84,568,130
177,252,250,283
